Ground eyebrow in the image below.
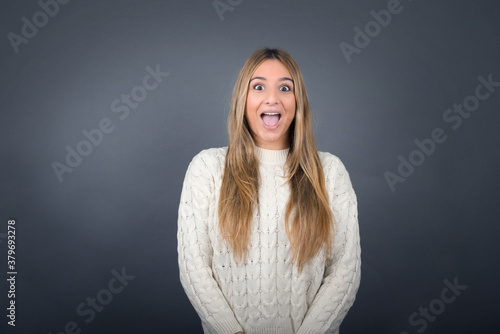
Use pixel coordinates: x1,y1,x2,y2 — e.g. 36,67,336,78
249,76,294,84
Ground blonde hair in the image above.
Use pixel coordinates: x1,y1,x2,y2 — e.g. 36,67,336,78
218,48,334,272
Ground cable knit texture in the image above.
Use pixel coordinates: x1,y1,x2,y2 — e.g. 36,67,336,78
177,146,361,334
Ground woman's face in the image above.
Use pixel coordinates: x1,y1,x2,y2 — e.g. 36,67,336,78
245,59,296,150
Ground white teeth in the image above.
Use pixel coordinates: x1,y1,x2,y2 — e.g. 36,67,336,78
262,113,280,116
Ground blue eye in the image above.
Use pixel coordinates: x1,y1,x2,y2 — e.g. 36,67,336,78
280,85,291,92
253,84,264,90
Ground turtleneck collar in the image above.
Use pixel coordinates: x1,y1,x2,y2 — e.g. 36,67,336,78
256,146,289,165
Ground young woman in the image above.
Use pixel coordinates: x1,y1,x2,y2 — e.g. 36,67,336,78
178,48,360,334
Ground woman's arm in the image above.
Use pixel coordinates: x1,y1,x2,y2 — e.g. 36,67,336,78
296,156,361,334
177,150,244,334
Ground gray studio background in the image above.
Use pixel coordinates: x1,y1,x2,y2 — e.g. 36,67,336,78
1,0,499,333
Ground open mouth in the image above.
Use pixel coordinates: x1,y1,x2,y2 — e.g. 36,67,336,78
260,112,281,128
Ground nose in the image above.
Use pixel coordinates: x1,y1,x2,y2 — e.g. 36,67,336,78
264,88,279,105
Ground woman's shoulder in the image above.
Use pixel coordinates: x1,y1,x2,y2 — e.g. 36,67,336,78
192,146,228,159
187,147,228,172
318,151,348,174
317,151,356,198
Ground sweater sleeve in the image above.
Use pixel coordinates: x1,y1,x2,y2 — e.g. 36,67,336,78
177,150,244,334
296,155,361,334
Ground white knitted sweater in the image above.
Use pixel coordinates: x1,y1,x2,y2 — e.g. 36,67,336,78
177,146,361,334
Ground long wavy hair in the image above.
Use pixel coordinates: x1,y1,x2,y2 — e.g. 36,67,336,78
218,48,334,272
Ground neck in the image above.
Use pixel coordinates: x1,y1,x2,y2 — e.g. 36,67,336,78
255,146,289,164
